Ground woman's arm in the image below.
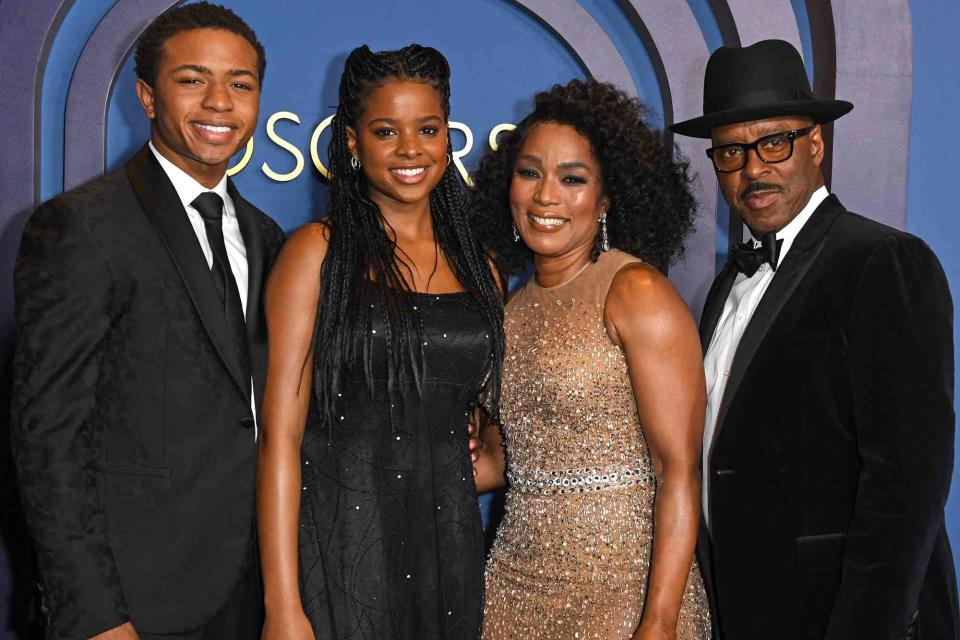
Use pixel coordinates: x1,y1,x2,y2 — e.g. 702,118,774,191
471,408,507,493
604,263,706,640
469,252,509,494
257,224,329,640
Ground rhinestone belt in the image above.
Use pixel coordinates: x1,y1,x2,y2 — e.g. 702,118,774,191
508,462,656,495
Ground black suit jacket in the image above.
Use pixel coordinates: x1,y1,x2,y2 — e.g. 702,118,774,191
11,145,284,638
697,195,959,640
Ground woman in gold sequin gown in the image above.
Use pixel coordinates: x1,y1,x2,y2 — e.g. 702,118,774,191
470,80,712,639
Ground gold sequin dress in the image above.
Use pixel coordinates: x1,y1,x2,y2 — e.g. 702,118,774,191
483,250,711,640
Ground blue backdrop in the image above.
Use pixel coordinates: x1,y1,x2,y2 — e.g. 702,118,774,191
1,0,958,635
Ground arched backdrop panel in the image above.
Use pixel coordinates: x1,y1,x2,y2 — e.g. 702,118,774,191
3,2,957,630
3,0,915,315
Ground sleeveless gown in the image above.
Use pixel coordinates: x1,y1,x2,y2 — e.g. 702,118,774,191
298,291,491,639
483,250,712,639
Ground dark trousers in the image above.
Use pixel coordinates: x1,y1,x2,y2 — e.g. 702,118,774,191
139,554,262,640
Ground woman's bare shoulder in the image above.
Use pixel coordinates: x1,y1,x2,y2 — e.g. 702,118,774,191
604,261,697,346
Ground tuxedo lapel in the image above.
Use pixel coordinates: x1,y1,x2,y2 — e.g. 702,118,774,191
229,183,265,327
711,195,846,448
699,263,737,355
230,180,269,409
124,145,248,398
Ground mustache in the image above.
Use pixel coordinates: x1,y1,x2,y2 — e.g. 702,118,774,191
740,182,782,199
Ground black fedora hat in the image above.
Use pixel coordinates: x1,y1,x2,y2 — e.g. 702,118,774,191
669,39,853,139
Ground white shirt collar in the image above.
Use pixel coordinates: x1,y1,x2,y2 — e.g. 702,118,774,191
749,185,829,268
149,141,230,214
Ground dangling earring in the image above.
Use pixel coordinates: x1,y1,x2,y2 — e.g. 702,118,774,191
600,211,610,252
512,223,520,243
351,156,361,171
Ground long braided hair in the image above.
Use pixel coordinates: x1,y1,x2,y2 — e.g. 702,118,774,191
314,44,504,430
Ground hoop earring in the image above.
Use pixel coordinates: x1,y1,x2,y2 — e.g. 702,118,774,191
512,223,520,243
599,211,610,252
351,156,361,171
447,153,452,166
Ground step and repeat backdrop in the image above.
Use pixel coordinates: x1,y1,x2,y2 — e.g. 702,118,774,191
1,0,958,632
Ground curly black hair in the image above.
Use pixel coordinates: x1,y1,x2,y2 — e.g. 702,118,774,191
470,78,697,275
134,2,266,86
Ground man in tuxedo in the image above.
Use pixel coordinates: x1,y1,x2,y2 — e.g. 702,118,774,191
670,40,959,639
11,3,283,638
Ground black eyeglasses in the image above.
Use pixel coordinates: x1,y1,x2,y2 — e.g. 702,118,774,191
706,127,814,173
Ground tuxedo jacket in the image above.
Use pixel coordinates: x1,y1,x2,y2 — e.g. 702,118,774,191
696,194,959,639
11,145,284,638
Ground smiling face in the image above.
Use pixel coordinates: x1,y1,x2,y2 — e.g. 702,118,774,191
711,115,824,236
135,28,260,188
509,122,609,261
347,80,448,213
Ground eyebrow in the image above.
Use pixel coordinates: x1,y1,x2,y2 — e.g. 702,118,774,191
559,161,592,172
171,64,257,79
367,115,443,126
749,126,787,139
517,155,592,172
714,123,809,146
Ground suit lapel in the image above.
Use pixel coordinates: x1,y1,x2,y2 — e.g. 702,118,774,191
230,181,269,410
699,263,737,355
711,195,845,450
124,145,248,398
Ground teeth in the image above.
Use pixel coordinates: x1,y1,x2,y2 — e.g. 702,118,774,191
531,215,566,227
392,167,426,176
195,123,232,133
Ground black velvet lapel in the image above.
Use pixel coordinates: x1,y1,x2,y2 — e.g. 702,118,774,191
699,263,738,356
124,144,248,399
230,180,268,408
710,195,846,450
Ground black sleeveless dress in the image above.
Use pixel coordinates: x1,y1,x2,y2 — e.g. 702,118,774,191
298,291,490,639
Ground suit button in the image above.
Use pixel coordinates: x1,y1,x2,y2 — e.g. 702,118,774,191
240,417,255,429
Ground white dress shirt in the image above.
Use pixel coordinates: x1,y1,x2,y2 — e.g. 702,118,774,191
702,186,829,526
149,142,249,312
149,143,257,435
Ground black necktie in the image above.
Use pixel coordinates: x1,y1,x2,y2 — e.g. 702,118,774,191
191,192,251,387
729,232,783,277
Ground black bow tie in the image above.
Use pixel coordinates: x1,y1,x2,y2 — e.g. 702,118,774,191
729,233,783,277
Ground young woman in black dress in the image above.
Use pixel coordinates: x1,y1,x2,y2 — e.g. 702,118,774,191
257,44,504,640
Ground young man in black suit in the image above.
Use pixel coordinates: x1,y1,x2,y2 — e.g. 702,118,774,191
11,4,284,638
671,40,959,639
